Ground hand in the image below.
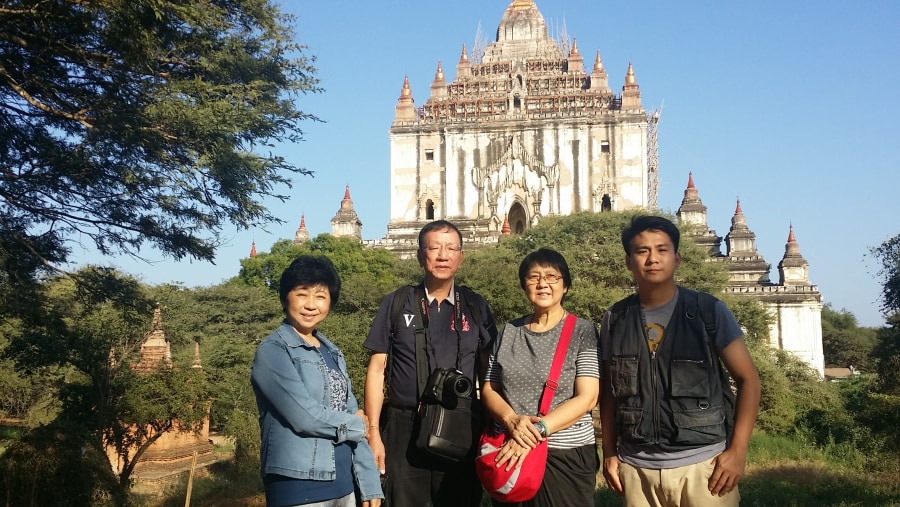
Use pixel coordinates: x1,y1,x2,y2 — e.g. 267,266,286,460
502,413,541,449
494,439,530,471
368,432,386,475
356,409,369,431
602,455,623,496
362,499,382,507
709,447,746,496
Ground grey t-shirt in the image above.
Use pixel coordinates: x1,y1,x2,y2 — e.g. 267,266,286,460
599,291,743,468
485,315,600,449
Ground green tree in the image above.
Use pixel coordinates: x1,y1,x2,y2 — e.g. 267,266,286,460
4,268,210,489
821,304,878,369
873,314,900,396
870,234,900,315
0,0,320,289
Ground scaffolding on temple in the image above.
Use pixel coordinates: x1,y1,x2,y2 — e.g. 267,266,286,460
646,103,663,210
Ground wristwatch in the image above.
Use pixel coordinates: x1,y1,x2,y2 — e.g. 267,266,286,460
533,419,549,438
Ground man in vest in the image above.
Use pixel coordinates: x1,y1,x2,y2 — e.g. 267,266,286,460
600,215,760,506
364,220,497,507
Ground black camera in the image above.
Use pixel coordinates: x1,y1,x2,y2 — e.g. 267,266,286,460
421,368,473,407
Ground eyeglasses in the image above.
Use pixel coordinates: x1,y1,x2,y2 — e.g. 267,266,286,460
524,273,563,285
422,244,462,254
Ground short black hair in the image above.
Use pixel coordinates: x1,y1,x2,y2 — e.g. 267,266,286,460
621,215,680,255
518,248,572,290
417,220,463,250
278,255,341,308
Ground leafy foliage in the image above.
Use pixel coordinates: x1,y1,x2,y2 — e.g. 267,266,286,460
0,0,321,271
870,233,900,315
0,420,126,506
872,314,900,396
821,304,878,369
3,267,211,488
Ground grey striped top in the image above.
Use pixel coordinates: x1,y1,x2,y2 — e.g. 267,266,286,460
485,314,600,449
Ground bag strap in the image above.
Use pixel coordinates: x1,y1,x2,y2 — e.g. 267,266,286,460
413,286,429,400
385,285,414,400
537,314,577,416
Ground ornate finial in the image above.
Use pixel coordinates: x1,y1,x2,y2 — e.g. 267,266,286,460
501,215,511,235
399,75,412,101
687,171,695,189
735,198,743,215
459,44,468,63
299,214,306,228
625,62,636,85
344,185,351,200
570,38,580,56
593,50,604,72
787,224,796,243
434,61,444,81
250,241,257,257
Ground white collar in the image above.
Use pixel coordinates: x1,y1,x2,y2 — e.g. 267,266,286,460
424,281,456,306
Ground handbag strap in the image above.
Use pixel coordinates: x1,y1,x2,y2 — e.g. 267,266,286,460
537,314,577,416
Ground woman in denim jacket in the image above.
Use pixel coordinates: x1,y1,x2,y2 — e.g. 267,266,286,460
252,255,383,507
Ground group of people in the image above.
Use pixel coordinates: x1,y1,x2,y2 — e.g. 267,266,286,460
250,216,761,507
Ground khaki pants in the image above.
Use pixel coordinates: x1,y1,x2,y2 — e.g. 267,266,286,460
619,459,740,507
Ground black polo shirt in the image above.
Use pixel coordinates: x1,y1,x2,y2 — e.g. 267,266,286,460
364,283,496,408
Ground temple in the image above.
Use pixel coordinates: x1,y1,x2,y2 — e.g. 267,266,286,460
107,308,216,485
378,0,650,256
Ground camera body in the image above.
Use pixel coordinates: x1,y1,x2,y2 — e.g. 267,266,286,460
421,368,473,407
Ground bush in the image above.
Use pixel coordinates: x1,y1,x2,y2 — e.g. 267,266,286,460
0,420,127,506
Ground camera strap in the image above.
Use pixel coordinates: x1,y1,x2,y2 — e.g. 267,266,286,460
414,286,466,401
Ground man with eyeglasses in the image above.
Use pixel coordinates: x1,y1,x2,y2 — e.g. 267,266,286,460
364,220,497,507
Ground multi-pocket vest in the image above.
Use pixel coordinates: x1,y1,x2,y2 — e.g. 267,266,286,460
608,287,728,448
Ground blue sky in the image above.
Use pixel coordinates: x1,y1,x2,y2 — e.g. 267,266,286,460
70,1,900,327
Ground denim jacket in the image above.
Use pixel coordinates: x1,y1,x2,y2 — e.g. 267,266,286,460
251,321,383,502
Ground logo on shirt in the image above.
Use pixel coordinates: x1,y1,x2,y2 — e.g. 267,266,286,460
451,313,471,332
403,313,415,328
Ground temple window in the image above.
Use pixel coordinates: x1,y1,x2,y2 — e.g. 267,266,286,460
601,141,610,153
425,149,434,162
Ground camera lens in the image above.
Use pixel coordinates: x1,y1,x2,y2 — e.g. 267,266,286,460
452,376,472,397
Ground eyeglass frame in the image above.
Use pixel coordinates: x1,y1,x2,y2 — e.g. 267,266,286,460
420,244,463,254
524,273,563,285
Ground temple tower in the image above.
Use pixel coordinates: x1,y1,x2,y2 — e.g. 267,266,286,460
293,214,310,245
723,200,771,286
331,185,362,240
676,173,722,256
381,0,649,256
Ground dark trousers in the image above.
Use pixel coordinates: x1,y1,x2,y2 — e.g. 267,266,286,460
380,405,483,507
492,444,599,507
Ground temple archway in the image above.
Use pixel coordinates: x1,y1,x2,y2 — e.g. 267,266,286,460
508,202,528,234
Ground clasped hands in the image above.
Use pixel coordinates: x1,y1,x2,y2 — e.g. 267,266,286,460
495,413,545,471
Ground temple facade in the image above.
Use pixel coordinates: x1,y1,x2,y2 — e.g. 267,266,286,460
377,0,649,256
285,0,825,376
677,173,825,376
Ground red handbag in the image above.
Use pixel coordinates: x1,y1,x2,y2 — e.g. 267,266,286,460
475,314,577,503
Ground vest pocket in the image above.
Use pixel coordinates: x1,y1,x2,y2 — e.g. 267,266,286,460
618,406,646,442
610,355,639,397
670,359,710,398
672,406,726,445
